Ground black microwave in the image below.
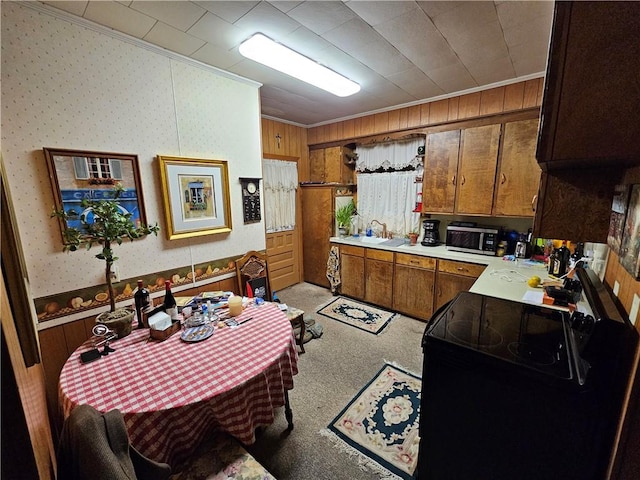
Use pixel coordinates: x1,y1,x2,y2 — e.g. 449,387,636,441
445,222,499,256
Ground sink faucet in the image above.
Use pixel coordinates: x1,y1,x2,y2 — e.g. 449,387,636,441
371,220,388,239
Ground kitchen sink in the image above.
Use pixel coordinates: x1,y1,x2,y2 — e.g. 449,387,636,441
380,238,407,247
360,236,387,244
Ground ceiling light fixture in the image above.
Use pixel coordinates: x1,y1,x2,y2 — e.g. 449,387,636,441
239,33,360,97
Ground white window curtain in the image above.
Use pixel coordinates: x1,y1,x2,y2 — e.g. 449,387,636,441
357,171,421,237
355,138,423,172
263,159,298,233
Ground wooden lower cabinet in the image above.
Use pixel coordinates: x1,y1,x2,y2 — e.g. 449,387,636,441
435,259,486,310
340,245,365,299
393,253,436,321
364,249,394,309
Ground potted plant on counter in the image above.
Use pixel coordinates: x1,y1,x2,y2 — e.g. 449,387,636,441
51,183,159,338
335,200,356,237
408,230,419,246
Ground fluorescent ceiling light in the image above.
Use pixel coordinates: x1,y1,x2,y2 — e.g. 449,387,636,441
239,33,360,97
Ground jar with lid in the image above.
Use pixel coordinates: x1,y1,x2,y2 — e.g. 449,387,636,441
496,242,506,257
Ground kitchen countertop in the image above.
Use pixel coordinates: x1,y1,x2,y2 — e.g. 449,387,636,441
330,236,592,315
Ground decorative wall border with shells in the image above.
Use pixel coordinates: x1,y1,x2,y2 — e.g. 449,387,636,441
35,255,240,322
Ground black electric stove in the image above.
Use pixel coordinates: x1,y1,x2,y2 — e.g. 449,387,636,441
418,267,637,480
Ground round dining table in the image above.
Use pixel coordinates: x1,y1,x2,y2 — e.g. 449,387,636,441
58,302,299,468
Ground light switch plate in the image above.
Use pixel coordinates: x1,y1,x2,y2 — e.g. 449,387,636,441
613,281,620,296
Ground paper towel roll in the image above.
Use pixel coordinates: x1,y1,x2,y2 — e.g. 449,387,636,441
148,311,172,331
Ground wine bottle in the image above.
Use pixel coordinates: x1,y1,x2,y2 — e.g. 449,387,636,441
163,280,178,320
134,280,150,328
557,241,570,276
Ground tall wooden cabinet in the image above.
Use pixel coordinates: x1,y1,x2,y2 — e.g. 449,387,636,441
302,185,354,287
340,245,365,299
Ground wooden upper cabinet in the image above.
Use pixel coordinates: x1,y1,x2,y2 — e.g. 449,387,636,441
536,2,640,169
309,146,354,184
455,124,501,215
493,119,541,217
422,130,460,213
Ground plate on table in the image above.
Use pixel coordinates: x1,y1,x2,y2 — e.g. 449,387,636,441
181,325,214,343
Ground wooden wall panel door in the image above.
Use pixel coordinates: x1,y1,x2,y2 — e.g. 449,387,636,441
422,130,460,213
266,229,299,293
494,119,541,217
455,124,501,215
302,186,333,287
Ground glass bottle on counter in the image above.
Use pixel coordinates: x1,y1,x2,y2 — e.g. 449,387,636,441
134,280,150,328
163,280,179,321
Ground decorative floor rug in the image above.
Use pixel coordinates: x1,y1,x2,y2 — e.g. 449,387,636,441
316,297,397,335
321,363,421,480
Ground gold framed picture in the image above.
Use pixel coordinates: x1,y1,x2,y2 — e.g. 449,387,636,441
157,156,232,240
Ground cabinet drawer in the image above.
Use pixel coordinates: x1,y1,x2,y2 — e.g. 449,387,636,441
366,248,394,262
438,259,486,278
396,253,436,270
340,245,365,257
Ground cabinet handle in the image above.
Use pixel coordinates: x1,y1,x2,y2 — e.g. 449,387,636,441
501,173,506,184
452,175,456,186
461,175,466,185
531,194,538,212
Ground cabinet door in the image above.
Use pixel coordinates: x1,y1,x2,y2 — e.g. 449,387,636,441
324,146,343,183
494,119,541,217
456,124,500,215
435,272,476,311
309,149,325,182
422,130,460,213
341,252,365,300
302,187,333,287
394,263,435,320
537,2,640,168
365,254,394,309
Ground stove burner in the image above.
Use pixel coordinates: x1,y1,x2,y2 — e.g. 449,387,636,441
446,321,503,348
507,342,556,366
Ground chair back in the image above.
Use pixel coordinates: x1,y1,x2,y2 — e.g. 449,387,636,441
235,250,272,301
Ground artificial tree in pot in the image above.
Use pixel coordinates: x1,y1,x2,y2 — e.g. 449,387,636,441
51,183,159,338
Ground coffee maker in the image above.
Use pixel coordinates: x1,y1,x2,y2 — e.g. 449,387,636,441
421,219,440,246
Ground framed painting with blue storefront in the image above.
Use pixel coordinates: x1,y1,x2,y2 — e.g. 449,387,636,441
44,148,149,243
240,177,262,224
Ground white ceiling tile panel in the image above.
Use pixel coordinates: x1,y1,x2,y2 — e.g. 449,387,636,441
194,1,260,23
503,16,552,49
427,63,477,93
374,8,459,72
386,67,445,99
191,42,242,70
345,0,418,26
84,1,155,39
286,1,356,35
416,1,463,19
129,1,206,32
468,55,515,84
496,1,554,28
187,12,246,47
43,1,88,16
143,22,206,56
233,2,301,39
268,1,304,15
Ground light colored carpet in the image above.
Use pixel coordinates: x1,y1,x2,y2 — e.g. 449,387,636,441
183,282,426,480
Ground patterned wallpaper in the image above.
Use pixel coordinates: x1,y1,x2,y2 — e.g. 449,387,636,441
1,3,264,311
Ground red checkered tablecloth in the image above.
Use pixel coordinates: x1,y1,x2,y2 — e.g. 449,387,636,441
58,303,298,467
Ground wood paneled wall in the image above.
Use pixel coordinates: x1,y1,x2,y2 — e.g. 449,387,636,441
307,79,544,145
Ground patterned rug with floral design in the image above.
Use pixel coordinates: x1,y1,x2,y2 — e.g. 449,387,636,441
321,363,420,480
316,297,397,335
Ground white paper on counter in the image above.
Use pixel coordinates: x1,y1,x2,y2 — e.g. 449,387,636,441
522,290,544,305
